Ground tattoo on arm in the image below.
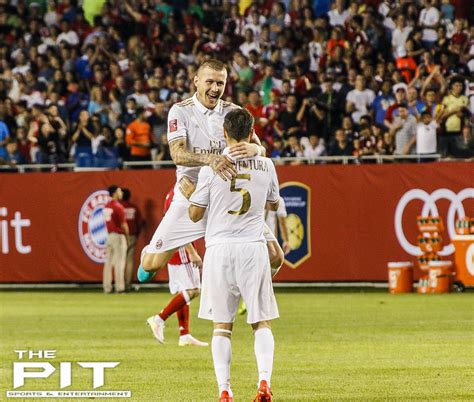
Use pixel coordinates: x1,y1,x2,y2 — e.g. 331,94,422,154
169,137,217,167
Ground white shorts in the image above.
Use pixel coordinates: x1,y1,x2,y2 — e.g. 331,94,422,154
199,242,279,324
144,184,277,254
168,263,201,294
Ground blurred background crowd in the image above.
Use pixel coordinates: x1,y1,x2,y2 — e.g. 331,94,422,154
0,0,472,169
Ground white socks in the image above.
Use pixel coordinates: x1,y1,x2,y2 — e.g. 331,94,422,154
254,327,274,387
212,333,233,397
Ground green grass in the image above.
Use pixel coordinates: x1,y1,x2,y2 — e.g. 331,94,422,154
0,290,473,401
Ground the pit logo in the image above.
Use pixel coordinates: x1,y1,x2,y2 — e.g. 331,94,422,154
78,191,110,263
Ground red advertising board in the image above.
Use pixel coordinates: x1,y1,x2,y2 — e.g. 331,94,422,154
0,162,472,282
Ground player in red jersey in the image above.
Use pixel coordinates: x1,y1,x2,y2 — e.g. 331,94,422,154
146,187,208,346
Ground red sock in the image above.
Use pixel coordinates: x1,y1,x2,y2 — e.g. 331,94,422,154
158,292,188,321
177,304,190,336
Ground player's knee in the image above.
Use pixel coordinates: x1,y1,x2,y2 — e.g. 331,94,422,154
187,288,200,299
141,254,164,272
252,321,272,332
213,323,233,338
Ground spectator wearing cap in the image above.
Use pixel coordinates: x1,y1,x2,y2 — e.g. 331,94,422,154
390,102,417,156
346,75,375,124
395,47,417,83
439,77,469,157
372,79,395,127
384,83,408,130
126,107,153,163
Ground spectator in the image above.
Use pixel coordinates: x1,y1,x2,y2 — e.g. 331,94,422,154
71,110,94,167
245,91,266,140
419,0,440,48
416,110,438,156
346,75,375,124
439,77,469,157
275,94,302,139
329,129,354,156
390,103,417,155
327,0,350,27
372,79,396,127
302,135,326,158
126,107,153,163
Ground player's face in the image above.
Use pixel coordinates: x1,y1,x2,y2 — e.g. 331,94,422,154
194,66,227,109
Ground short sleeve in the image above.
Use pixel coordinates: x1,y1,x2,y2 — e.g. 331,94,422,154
167,104,187,143
190,167,213,208
266,161,280,204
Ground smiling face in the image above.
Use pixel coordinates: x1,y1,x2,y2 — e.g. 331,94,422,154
194,65,227,109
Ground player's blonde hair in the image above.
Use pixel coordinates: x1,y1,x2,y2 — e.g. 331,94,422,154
197,59,227,74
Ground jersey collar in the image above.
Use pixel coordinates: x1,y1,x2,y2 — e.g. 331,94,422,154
193,93,223,115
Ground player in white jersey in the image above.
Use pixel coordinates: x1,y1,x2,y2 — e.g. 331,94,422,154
137,59,284,282
188,109,279,402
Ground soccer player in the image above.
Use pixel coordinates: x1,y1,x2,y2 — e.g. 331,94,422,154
189,109,279,402
147,187,208,347
136,59,284,283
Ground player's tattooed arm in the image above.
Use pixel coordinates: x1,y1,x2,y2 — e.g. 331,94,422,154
169,137,236,180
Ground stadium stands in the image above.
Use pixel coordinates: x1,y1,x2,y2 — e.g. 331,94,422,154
0,0,472,170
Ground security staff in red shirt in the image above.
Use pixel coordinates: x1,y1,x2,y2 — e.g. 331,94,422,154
103,185,129,293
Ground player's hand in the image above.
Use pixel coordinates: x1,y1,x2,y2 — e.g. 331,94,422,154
178,176,196,199
228,142,259,159
209,154,236,181
282,241,291,255
189,252,202,269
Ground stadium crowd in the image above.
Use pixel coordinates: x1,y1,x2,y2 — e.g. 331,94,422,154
0,0,472,169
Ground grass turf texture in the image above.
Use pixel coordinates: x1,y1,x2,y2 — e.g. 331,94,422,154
0,290,473,401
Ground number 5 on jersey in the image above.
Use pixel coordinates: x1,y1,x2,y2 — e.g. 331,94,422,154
228,174,251,216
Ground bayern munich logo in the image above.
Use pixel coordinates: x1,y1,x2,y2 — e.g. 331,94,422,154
78,190,111,263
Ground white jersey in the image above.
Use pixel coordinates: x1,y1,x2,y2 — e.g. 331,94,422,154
265,196,287,236
190,148,279,247
167,93,239,185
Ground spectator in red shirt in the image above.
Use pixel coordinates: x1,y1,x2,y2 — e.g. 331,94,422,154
245,91,267,140
121,188,143,292
103,185,129,294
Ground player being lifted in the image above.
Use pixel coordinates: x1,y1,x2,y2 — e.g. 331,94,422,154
188,109,279,402
147,187,208,347
137,59,284,282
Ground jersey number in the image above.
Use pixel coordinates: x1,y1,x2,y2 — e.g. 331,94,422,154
228,174,251,216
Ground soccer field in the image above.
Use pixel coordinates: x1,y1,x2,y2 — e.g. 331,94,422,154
1,290,473,401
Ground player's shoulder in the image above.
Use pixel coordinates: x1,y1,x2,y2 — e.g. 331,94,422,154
175,96,195,108
220,100,241,111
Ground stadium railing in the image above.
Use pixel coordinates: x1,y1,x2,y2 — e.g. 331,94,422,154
2,154,471,172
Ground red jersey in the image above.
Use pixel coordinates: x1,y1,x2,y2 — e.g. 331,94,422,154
245,103,265,139
104,200,126,234
121,200,142,236
163,188,191,265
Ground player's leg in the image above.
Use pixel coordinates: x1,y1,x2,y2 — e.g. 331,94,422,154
236,242,278,401
124,235,136,291
138,200,206,280
212,322,234,401
103,235,115,293
251,321,274,401
198,244,239,400
147,262,207,345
